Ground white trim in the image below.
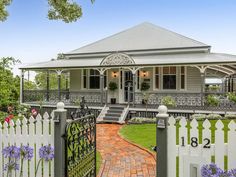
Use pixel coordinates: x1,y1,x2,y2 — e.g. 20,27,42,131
153,66,161,91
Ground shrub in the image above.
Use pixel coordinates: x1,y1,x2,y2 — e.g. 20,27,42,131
225,114,236,120
227,92,236,103
108,81,118,91
208,85,220,92
141,82,150,91
161,96,176,108
128,117,156,124
190,114,206,121
206,95,220,106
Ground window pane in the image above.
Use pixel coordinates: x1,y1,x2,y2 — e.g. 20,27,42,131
181,75,185,89
163,75,176,89
155,67,159,74
155,75,159,89
137,70,140,90
170,67,176,74
83,76,87,88
181,66,185,74
163,67,169,74
90,76,100,89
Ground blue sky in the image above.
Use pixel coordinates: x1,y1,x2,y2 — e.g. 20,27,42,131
0,0,236,75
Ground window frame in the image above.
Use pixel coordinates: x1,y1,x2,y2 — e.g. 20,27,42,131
162,66,177,90
89,69,100,89
153,67,160,90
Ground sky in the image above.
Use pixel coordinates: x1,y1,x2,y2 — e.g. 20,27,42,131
0,0,236,75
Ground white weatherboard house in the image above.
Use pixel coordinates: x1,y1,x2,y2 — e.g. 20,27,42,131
20,22,236,122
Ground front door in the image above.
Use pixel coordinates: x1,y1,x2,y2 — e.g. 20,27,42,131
124,71,133,102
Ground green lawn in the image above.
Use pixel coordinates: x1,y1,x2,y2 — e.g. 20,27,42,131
120,120,236,152
119,124,156,151
96,151,102,175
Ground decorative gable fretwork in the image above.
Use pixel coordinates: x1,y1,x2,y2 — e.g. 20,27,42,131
100,53,135,66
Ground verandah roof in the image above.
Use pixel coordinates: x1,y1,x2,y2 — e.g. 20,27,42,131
20,53,236,70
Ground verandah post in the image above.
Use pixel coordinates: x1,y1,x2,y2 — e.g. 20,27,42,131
53,102,67,177
156,105,169,177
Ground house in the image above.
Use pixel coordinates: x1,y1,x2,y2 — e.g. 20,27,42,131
20,22,236,122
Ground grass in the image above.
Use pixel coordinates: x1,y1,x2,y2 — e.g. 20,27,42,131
119,124,156,151
96,151,102,175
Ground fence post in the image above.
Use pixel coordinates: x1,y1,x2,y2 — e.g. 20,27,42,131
54,102,67,177
156,105,169,177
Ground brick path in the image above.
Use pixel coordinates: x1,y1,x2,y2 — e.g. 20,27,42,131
97,124,156,177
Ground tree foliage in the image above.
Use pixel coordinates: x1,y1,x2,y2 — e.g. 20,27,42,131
0,57,21,110
0,0,94,23
35,72,67,90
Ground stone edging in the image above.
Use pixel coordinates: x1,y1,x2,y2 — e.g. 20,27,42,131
117,125,156,161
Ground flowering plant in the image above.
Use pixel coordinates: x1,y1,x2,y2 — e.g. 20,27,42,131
4,114,14,123
2,144,54,177
201,163,236,177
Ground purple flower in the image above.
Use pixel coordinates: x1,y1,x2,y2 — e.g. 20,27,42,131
2,145,21,159
3,161,19,171
201,163,236,177
228,169,236,176
39,145,54,161
21,145,34,160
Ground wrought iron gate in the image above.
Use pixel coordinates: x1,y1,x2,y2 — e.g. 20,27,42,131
65,113,96,177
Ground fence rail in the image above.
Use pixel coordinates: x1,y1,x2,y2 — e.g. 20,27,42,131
0,113,54,177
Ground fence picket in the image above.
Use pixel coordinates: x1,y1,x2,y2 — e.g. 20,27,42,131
22,117,29,177
215,120,225,169
178,117,188,177
0,122,3,177
190,119,200,156
167,116,176,177
228,120,236,170
29,116,35,177
43,112,50,177
35,114,43,177
202,119,212,164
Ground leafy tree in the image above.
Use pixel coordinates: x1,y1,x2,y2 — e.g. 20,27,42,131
0,0,95,23
0,57,21,111
35,72,68,90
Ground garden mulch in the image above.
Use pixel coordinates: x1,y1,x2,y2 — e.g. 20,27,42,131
97,124,156,177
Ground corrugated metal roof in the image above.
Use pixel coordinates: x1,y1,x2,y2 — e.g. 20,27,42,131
66,22,209,55
20,53,236,70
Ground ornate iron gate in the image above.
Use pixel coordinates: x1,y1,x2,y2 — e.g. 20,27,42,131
65,112,96,177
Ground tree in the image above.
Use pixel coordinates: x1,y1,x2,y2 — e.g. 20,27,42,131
35,71,67,90
0,57,21,110
0,0,95,23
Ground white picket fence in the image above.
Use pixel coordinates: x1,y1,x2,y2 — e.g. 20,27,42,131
167,117,236,177
0,112,54,177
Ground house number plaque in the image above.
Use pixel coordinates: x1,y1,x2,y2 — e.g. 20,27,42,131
180,137,211,149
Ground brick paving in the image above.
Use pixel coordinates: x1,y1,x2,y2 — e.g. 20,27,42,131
97,124,156,177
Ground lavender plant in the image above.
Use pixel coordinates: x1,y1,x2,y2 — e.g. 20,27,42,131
201,163,236,177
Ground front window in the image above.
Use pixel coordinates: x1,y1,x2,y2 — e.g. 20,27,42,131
163,67,176,89
89,69,100,89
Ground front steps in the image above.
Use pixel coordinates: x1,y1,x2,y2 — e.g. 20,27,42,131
97,105,129,124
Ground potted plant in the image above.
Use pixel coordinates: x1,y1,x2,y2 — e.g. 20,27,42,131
141,82,150,104
109,81,118,104
161,96,176,108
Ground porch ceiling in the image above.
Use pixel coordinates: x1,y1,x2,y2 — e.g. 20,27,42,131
20,53,236,74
